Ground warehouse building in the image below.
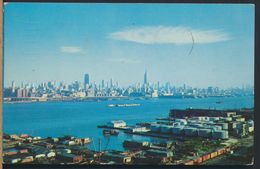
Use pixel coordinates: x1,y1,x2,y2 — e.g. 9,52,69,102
107,120,127,128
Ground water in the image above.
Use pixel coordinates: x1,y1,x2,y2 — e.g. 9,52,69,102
3,96,254,151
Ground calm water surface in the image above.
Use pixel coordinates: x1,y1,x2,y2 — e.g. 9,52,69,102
3,96,254,151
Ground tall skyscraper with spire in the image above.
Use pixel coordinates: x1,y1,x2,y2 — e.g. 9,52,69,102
144,70,147,85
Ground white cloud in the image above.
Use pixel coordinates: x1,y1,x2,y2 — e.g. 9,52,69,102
108,57,142,64
60,46,82,54
109,26,230,44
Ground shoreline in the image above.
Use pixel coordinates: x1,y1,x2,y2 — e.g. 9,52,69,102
3,95,254,104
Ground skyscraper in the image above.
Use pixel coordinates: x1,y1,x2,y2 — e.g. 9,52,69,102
11,81,15,93
84,74,90,89
101,80,105,89
144,70,147,85
110,78,113,88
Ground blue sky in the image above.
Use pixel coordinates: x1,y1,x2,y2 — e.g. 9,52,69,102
4,3,254,88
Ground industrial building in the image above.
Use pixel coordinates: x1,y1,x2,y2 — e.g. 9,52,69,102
148,113,253,139
169,108,253,120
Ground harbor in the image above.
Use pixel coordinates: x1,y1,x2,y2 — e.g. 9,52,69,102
3,107,254,165
2,2,255,166
107,103,141,107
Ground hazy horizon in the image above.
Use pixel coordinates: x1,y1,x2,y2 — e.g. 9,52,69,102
4,3,254,88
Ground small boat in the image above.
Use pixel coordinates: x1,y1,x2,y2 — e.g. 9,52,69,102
216,100,223,104
103,129,119,136
108,104,116,107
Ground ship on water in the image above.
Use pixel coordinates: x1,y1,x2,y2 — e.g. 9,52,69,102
107,103,141,107
103,129,119,136
216,100,224,104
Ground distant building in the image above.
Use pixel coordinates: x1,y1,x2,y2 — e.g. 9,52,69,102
207,86,214,94
84,74,89,89
101,80,105,88
110,78,113,88
17,89,23,98
86,87,95,97
152,90,158,98
169,108,254,120
4,88,14,97
23,88,30,97
11,81,15,93
74,92,86,98
15,88,30,98
144,70,147,85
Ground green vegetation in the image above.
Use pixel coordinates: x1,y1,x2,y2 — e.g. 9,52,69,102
175,138,223,157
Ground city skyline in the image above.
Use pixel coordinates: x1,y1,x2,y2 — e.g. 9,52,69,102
5,71,254,91
4,3,254,88
4,70,254,100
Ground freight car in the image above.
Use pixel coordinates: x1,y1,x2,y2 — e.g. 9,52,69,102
193,157,203,164
184,146,231,165
202,154,211,161
217,147,226,155
210,151,218,158
184,160,194,165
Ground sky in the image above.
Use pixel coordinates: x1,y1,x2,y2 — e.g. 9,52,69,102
4,3,254,88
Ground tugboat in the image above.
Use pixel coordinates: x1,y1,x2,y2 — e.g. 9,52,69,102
103,129,119,136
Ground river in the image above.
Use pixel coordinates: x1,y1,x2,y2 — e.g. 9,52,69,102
3,96,254,151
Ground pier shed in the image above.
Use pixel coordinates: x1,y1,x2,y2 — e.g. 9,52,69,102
107,120,126,128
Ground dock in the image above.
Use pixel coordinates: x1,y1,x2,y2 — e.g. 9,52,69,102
97,125,131,131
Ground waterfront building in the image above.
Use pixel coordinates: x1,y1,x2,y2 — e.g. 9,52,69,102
107,120,126,128
86,87,95,97
11,81,15,93
152,90,158,98
74,92,86,98
56,153,83,163
23,88,30,97
3,88,14,97
17,89,23,98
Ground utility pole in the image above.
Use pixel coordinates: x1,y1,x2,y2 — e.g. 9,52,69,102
98,138,102,163
99,138,101,153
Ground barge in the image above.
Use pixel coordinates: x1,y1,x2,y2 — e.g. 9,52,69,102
103,129,119,136
107,103,141,107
